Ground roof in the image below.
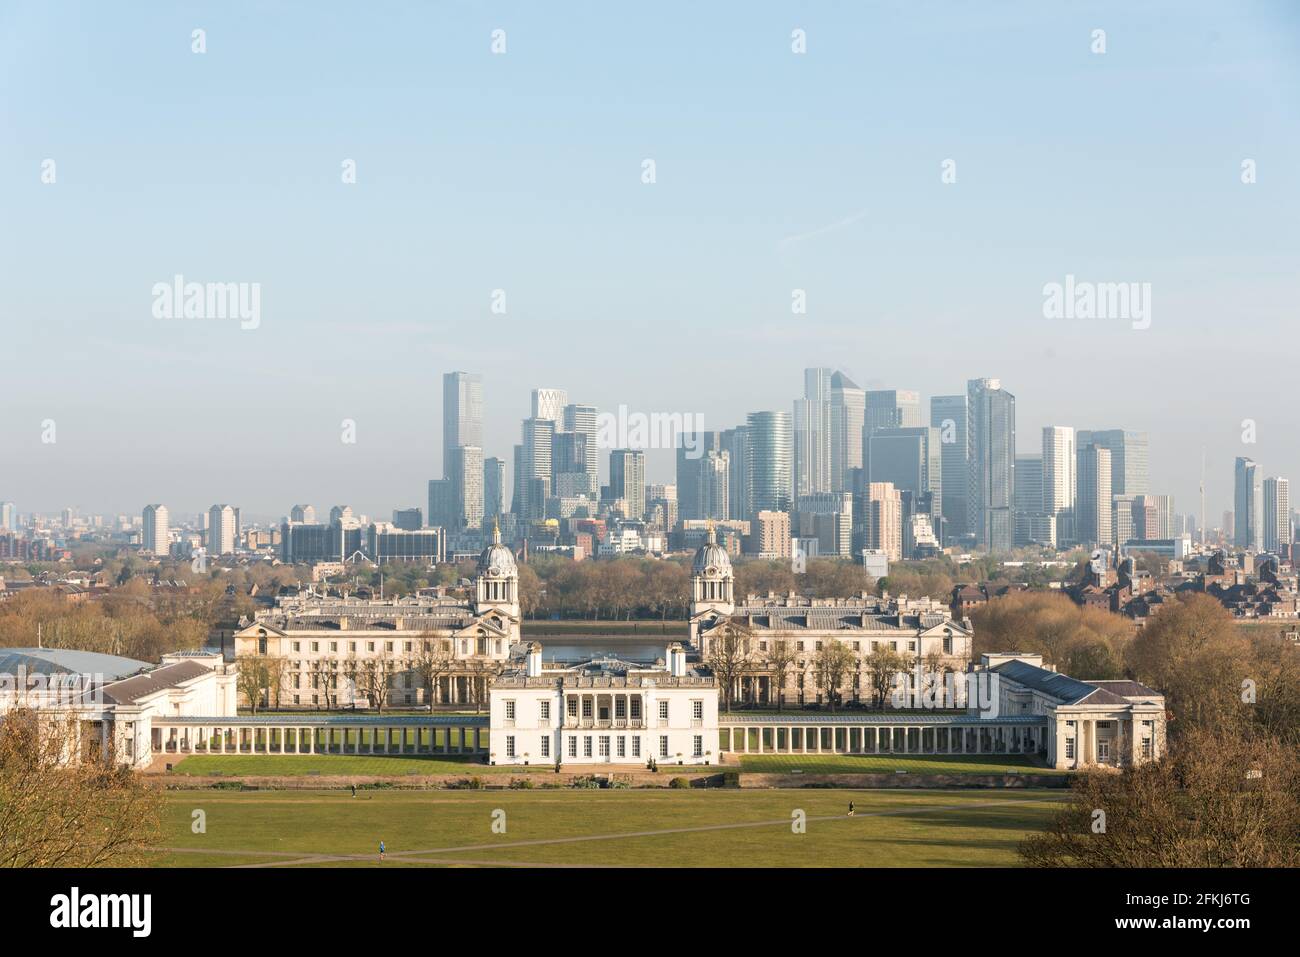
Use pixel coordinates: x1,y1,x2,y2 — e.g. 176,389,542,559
991,659,1110,705
0,648,151,680
101,660,214,705
1087,679,1162,699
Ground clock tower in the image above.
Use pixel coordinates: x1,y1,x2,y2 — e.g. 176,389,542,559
474,523,520,619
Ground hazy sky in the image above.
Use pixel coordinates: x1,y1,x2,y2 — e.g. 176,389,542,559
2,1,1298,524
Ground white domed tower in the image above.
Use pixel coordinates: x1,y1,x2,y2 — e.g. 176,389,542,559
689,525,734,645
475,524,520,619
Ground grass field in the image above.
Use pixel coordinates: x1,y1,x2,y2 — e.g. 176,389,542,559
153,788,1064,867
736,754,1066,775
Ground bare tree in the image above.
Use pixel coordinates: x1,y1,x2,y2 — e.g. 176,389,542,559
767,635,798,712
865,645,908,710
359,649,395,713
813,639,856,711
236,658,271,713
705,621,752,714
0,711,161,867
411,634,454,712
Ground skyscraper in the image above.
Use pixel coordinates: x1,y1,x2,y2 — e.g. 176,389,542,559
442,372,483,473
1076,430,1149,497
519,418,555,521
608,449,646,519
677,430,723,522
483,457,506,521
829,371,865,494
446,445,485,530
290,504,316,524
793,368,832,497
967,379,1016,553
930,394,969,541
1234,457,1261,550
207,504,237,556
745,411,793,517
142,504,169,556
0,502,15,531
1041,426,1077,544
1263,476,1289,553
868,426,942,539
563,403,599,477
1076,445,1112,548
1013,455,1043,546
531,388,568,423
863,389,922,479
721,426,752,521
865,482,903,561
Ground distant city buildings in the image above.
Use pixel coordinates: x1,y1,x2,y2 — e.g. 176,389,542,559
967,378,1015,553
1234,457,1262,551
207,504,238,556
141,504,169,556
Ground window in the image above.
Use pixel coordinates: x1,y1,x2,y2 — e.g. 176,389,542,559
504,700,515,720
1065,738,1076,759
567,698,578,717
404,641,412,652
599,736,610,757
568,737,577,758
311,642,319,652
330,641,338,652
505,736,516,758
367,642,375,652
1097,740,1110,761
615,698,626,719
693,735,703,758
658,701,669,721
539,700,551,721
1141,738,1152,759
582,698,593,719
617,737,626,758
583,736,593,758
292,641,300,652
632,737,641,758
659,736,669,758
630,698,641,719
692,700,703,720
385,641,393,653
541,737,550,758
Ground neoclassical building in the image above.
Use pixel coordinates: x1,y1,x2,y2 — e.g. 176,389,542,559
488,642,719,766
233,526,522,708
689,527,973,706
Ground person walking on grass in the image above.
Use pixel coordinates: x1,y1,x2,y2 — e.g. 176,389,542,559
379,840,386,862
351,784,356,798
847,801,855,817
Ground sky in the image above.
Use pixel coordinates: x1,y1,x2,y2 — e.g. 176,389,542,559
1,1,1298,524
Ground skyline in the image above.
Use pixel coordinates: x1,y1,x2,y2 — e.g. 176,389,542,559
2,1,1298,517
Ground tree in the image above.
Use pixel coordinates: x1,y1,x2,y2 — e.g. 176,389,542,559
706,621,752,714
0,711,162,867
864,645,908,710
411,634,454,711
766,636,798,711
1020,726,1299,867
236,658,271,712
813,639,856,711
359,651,395,713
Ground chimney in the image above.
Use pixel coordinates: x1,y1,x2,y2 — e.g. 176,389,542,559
667,642,686,678
526,642,543,678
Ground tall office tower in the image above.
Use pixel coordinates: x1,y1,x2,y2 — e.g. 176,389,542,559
865,482,903,561
562,403,600,477
207,504,237,555
531,388,569,423
1263,477,1290,553
795,491,853,558
551,431,596,498
699,450,730,522
0,502,14,530
829,371,866,493
446,445,485,530
746,411,793,516
967,378,1016,553
428,479,454,528
752,510,793,559
483,457,506,521
1013,455,1044,546
930,394,969,541
442,372,484,473
608,449,647,519
520,417,555,521
290,504,316,524
329,505,354,525
868,426,942,536
1234,457,1262,550
1111,495,1137,549
645,483,678,534
511,444,524,515
1076,446,1112,547
863,390,922,478
1133,494,1175,540
1076,430,1149,496
1041,426,1077,544
142,504,169,555
793,368,832,497
721,426,752,521
676,430,723,521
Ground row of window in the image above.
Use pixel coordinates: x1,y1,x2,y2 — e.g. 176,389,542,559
502,734,705,760
264,638,505,656
506,699,705,722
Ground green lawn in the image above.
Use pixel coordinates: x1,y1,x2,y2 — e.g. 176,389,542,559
152,788,1064,867
738,753,1066,775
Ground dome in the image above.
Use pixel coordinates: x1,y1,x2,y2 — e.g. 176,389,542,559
477,524,518,577
692,525,732,578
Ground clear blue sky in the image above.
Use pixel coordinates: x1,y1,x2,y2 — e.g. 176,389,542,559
1,1,1297,523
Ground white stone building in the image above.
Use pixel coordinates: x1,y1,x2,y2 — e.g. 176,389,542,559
489,642,719,766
